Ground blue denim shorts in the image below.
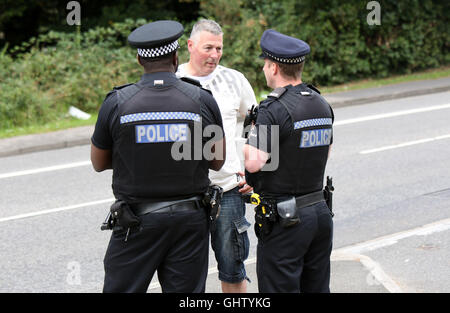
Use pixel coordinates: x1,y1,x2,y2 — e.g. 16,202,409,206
211,186,251,283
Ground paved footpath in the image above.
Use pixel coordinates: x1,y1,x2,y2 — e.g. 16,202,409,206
1,77,449,159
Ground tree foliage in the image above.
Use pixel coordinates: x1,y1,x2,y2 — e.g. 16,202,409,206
0,0,449,130
201,0,449,87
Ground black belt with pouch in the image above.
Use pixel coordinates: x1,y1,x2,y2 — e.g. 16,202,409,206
101,196,205,242
277,191,326,228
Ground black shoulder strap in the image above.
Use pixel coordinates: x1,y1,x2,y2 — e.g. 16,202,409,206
179,76,213,95
180,76,202,88
115,83,142,107
276,96,295,122
307,84,321,94
268,87,287,99
113,83,134,90
277,87,308,122
174,79,203,106
259,87,288,109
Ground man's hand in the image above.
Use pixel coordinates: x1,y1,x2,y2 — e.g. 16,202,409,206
237,171,253,194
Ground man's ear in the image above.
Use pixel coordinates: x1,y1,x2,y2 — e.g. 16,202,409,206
187,39,194,53
272,62,278,76
137,54,143,66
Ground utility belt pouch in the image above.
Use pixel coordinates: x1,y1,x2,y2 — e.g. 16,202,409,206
254,199,277,238
110,200,141,230
254,206,273,237
277,197,300,228
324,176,334,217
202,185,223,223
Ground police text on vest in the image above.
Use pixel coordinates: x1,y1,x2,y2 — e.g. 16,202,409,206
135,124,188,143
300,128,332,148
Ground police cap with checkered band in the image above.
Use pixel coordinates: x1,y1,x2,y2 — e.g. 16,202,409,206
259,29,310,64
128,20,184,58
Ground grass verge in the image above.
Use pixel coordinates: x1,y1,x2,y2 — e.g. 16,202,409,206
319,66,450,94
1,65,449,139
0,113,98,139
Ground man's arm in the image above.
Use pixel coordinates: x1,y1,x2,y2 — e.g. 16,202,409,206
90,91,117,172
238,72,258,118
243,143,269,173
90,144,112,172
199,88,226,171
209,136,226,171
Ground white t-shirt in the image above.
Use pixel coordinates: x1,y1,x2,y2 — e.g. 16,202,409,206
177,64,257,192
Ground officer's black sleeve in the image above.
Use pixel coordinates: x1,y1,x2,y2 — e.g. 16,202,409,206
91,92,118,150
199,90,224,139
246,101,291,154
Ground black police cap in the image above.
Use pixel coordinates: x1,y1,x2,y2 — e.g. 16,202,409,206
128,20,184,58
259,29,310,64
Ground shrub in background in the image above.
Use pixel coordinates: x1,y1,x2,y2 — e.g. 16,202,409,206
1,0,448,130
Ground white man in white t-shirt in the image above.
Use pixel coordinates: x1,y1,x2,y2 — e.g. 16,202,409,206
177,19,257,293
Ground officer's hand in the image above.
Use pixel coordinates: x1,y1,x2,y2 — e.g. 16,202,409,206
237,171,253,194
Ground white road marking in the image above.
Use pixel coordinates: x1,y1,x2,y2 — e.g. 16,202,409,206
330,218,450,293
360,133,450,154
0,161,91,179
3,193,448,292
150,218,449,292
331,252,403,293
2,104,449,179
333,218,450,255
335,103,450,126
0,198,114,223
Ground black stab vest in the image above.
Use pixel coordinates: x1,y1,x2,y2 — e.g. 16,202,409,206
112,78,210,203
250,84,334,198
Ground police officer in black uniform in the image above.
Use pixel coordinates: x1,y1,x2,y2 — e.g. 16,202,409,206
243,29,334,293
91,20,225,293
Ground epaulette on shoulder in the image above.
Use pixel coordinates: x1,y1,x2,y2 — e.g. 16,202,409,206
307,84,321,94
259,97,279,108
105,83,134,99
201,87,212,95
180,76,212,95
180,76,202,88
259,87,287,108
268,87,287,99
113,83,134,91
112,83,141,103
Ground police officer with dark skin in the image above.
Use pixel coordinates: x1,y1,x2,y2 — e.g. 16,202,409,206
243,29,334,293
90,20,226,293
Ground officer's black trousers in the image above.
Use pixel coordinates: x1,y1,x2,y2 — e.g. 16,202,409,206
256,201,333,293
103,208,209,293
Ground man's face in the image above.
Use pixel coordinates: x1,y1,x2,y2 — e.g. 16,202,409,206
188,31,223,76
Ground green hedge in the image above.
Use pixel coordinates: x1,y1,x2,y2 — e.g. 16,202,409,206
0,19,146,129
202,0,449,88
1,0,449,130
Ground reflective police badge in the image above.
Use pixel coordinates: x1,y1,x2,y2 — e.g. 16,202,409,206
300,128,332,148
135,124,188,143
293,118,333,148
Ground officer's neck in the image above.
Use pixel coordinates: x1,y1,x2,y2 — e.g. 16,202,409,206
143,64,176,74
272,77,302,89
144,69,175,74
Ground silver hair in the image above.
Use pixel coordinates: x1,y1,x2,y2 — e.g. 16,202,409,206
189,19,223,40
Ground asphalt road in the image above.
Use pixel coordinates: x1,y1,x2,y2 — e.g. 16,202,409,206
0,91,449,293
